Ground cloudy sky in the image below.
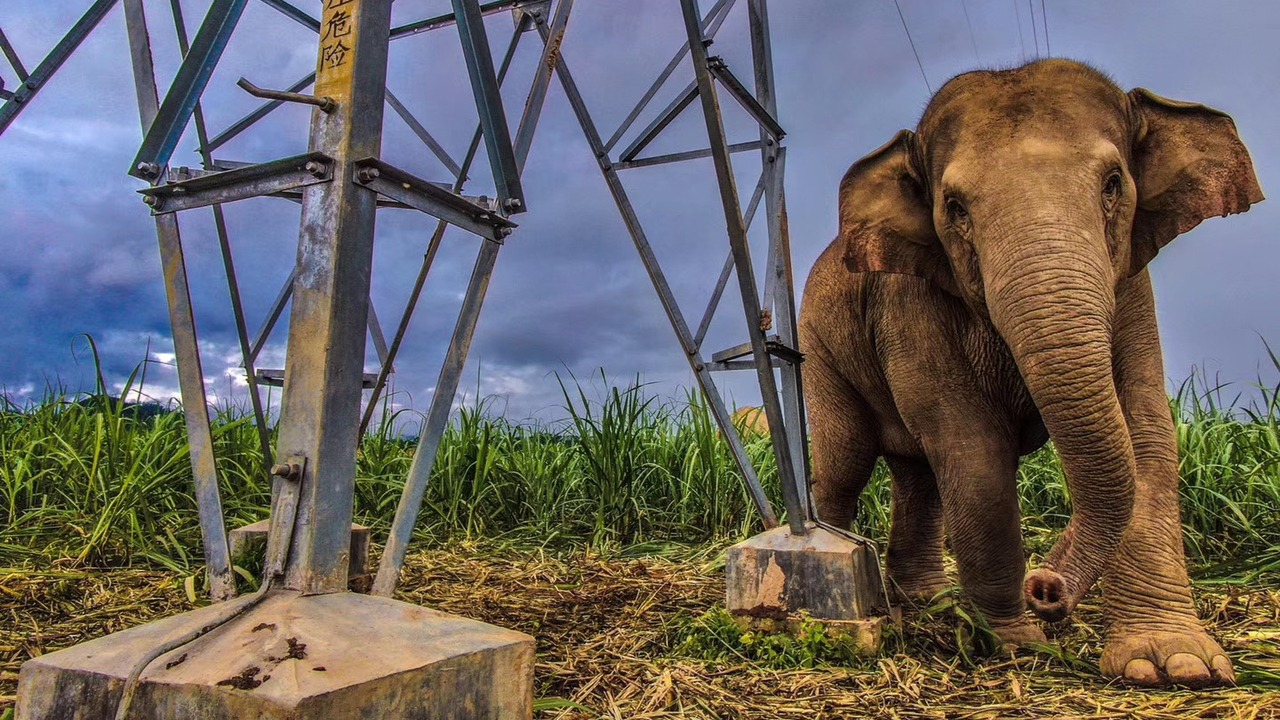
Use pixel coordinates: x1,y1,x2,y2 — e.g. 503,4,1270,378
1,0,1276,425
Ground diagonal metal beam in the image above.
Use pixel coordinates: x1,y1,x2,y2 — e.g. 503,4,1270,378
681,0,805,534
390,0,523,40
708,56,784,140
618,80,697,163
0,26,29,81
512,0,572,172
540,21,779,531
694,169,768,350
258,0,320,32
0,0,120,136
452,0,524,209
373,238,502,596
357,14,530,441
367,299,390,368
249,268,296,364
130,0,249,179
602,0,735,154
123,0,236,600
170,0,275,479
385,88,463,178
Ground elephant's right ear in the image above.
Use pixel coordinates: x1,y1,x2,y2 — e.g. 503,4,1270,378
838,130,956,295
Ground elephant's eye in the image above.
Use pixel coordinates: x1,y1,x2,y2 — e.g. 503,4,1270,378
946,198,969,227
1102,171,1122,211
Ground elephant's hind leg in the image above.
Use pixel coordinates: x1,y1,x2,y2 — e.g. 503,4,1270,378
804,352,880,530
883,456,949,604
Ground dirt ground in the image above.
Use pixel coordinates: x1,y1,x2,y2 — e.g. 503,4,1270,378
3,543,1279,718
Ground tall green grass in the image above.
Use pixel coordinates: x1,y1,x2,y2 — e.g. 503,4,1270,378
1,365,1277,579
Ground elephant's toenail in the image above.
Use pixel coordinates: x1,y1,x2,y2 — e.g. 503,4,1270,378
1123,658,1160,685
1165,653,1211,686
1210,655,1236,684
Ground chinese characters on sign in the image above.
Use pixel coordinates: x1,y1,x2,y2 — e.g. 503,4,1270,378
321,0,355,71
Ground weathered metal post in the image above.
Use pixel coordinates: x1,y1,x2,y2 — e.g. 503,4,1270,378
15,1,535,717
675,0,890,643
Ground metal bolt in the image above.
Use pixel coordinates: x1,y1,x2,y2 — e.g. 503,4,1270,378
356,167,380,183
499,227,514,238
305,160,327,178
504,197,523,211
142,194,161,208
765,137,775,146
270,463,303,481
135,162,160,178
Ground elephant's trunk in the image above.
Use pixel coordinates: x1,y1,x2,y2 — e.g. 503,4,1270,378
983,226,1136,622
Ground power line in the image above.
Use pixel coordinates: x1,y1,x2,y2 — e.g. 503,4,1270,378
959,0,982,65
892,0,932,94
1012,0,1026,59
1040,0,1050,56
1028,0,1040,57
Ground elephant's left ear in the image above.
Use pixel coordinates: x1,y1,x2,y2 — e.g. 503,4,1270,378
1127,88,1264,276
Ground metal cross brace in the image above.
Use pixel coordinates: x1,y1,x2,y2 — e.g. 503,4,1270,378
5,0,815,599
0,0,121,135
111,0,553,598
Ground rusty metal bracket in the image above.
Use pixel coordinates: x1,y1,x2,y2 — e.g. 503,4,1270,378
236,76,334,112
706,55,785,140
264,454,307,580
352,158,515,242
710,334,804,366
511,0,551,29
138,152,334,214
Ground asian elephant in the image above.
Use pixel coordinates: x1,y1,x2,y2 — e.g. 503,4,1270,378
798,59,1262,687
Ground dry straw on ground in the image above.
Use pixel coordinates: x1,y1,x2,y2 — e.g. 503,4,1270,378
4,543,1279,718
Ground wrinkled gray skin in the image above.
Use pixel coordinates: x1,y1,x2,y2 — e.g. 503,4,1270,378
799,59,1262,687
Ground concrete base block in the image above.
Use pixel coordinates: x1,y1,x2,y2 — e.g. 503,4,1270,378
732,615,891,656
726,523,888,623
229,521,371,592
16,590,535,719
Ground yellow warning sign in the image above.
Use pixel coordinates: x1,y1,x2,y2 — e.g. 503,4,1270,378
315,0,359,100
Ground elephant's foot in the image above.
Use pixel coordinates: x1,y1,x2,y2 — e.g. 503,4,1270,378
987,617,1048,651
1101,625,1234,688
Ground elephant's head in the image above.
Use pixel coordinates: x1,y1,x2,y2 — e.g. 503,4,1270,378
840,59,1262,621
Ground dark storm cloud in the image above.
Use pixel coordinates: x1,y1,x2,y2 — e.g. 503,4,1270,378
1,1,1277,417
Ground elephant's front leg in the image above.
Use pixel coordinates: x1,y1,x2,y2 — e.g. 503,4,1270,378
1101,271,1234,687
923,429,1044,647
